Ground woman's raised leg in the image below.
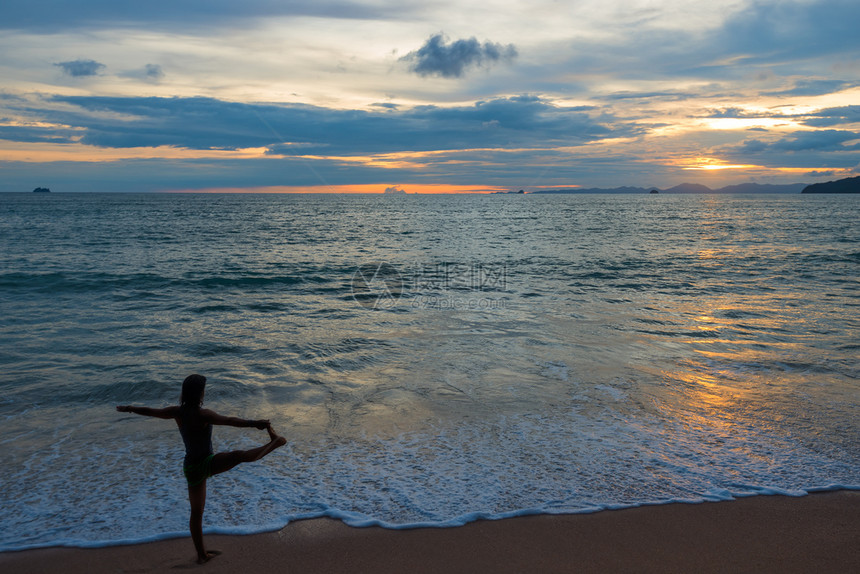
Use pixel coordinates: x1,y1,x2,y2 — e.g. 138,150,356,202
209,425,286,476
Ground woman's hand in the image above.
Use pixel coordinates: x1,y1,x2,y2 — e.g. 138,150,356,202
116,405,131,413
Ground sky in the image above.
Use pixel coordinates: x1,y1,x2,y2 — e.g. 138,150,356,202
1,0,859,193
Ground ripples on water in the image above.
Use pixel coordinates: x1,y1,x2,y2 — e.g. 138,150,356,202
0,192,857,549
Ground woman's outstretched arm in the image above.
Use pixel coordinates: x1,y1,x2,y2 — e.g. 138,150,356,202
200,409,269,429
116,405,180,419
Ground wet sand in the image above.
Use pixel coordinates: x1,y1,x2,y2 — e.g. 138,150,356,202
1,490,857,573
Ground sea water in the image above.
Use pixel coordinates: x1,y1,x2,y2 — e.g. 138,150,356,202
0,192,857,550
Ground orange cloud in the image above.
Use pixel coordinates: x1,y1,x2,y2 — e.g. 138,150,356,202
0,142,270,162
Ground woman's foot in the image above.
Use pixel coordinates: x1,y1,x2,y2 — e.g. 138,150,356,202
267,424,287,447
197,549,222,564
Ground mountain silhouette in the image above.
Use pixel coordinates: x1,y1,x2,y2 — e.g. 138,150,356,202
801,176,860,193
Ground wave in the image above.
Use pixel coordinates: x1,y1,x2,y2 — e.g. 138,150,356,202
0,269,348,296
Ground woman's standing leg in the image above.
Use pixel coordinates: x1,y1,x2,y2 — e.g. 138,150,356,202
187,480,216,563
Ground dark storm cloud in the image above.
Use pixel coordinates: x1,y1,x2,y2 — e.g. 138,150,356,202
22,94,617,154
0,0,406,32
54,59,105,77
802,105,860,128
401,34,517,78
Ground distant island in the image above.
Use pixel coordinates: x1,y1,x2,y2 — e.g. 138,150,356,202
530,182,808,194
32,187,51,193
384,186,412,194
520,177,860,194
801,176,860,193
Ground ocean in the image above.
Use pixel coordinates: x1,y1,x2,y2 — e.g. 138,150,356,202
0,192,857,551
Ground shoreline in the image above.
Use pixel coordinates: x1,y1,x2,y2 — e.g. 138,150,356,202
2,490,858,573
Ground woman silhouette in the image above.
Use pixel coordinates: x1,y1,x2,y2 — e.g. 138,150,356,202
116,374,286,563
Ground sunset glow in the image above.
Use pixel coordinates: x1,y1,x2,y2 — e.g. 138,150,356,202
165,184,509,194
681,158,762,171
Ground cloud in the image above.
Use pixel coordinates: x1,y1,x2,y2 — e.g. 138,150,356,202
765,79,858,97
0,93,641,192
603,91,691,101
401,33,517,78
770,130,860,152
718,129,860,170
551,1,860,85
54,59,105,77
5,2,859,193
707,0,860,66
0,0,399,32
120,63,165,82
0,145,677,193
0,125,77,143
802,105,860,128
21,94,618,154
143,64,164,79
804,170,840,178
705,107,763,119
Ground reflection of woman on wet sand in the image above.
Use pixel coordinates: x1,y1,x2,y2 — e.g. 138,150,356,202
116,374,286,564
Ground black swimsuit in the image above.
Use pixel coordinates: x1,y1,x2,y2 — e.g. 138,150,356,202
179,415,213,486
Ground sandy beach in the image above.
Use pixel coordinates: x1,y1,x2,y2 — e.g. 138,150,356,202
2,490,857,573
